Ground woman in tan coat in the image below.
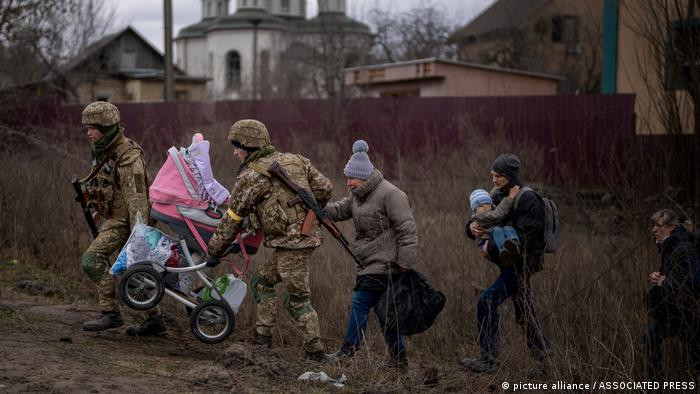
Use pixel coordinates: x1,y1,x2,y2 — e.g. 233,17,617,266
324,140,418,370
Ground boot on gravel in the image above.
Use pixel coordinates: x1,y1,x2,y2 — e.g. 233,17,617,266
125,315,166,336
82,311,124,331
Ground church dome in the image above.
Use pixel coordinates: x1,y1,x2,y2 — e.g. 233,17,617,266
177,17,219,39
208,8,289,32
296,12,371,35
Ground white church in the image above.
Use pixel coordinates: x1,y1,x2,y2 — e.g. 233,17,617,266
176,0,372,99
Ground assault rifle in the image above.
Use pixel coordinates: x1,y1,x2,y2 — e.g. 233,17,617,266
267,161,362,267
70,175,100,238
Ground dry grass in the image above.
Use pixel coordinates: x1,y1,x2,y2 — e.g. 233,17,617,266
1,119,697,390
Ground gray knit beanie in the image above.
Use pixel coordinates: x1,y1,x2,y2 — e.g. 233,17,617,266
344,140,374,180
491,153,521,181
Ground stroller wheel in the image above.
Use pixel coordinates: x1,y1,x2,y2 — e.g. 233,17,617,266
119,264,164,311
190,300,235,344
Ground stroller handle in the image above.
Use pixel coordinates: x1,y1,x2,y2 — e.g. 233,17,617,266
165,263,208,273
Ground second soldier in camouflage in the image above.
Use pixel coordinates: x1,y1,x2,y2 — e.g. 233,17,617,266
207,119,333,362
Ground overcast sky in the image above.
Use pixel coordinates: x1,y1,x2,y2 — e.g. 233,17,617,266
109,0,496,53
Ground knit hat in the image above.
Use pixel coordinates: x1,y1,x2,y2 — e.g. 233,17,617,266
469,189,492,212
344,140,374,180
491,153,521,181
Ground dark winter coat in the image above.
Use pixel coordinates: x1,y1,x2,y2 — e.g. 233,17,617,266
656,226,700,317
467,184,545,271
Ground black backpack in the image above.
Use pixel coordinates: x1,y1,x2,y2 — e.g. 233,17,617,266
514,186,560,253
375,270,446,336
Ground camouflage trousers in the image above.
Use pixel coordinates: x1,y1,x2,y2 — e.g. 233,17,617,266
253,247,323,353
82,221,159,317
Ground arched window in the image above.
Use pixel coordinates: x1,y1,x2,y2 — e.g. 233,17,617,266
217,1,222,15
225,51,241,89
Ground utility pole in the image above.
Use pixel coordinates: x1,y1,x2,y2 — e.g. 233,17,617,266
164,0,175,101
251,19,261,100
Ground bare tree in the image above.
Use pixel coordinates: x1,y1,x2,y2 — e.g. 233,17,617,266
273,16,372,100
0,0,114,95
452,3,603,93
622,0,700,223
0,0,73,88
370,4,457,63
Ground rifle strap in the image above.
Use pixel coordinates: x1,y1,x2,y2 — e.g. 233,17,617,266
79,139,136,184
79,155,111,184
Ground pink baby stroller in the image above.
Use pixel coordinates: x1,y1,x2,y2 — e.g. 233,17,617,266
116,133,263,344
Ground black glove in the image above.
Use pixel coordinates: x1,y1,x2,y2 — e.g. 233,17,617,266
206,256,220,267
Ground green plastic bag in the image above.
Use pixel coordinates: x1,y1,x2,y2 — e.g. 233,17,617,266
198,274,247,313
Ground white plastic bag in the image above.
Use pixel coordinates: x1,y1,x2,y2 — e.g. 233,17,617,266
298,371,347,388
110,214,178,275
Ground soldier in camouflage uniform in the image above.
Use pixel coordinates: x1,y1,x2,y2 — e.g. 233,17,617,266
207,119,333,362
79,101,165,335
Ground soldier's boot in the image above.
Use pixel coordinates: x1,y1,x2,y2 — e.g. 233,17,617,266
252,333,272,348
125,315,166,336
305,351,332,364
82,311,124,331
459,354,500,373
387,348,409,371
325,342,356,363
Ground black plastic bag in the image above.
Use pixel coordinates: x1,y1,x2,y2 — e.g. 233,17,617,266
376,270,446,336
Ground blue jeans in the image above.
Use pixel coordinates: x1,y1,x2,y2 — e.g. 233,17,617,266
344,289,404,354
476,268,549,360
491,226,519,251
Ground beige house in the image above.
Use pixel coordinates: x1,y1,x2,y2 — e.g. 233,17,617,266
608,1,698,134
62,26,208,103
450,0,603,93
344,58,560,97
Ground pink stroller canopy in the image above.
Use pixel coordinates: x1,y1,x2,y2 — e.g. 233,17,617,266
150,147,209,209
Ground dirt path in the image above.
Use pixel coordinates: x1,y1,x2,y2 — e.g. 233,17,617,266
0,283,455,393
1,296,223,392
0,258,495,394
0,280,331,394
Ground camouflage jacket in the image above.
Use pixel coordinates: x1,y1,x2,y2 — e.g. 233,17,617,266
208,151,332,256
81,134,149,232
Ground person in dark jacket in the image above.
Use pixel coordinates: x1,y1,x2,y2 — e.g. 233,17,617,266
323,140,418,370
646,209,700,380
460,154,551,375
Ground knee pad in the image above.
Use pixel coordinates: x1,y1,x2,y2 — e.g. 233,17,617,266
250,273,275,303
82,252,108,282
283,293,314,320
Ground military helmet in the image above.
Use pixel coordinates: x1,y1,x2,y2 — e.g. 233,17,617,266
81,101,120,126
228,119,271,149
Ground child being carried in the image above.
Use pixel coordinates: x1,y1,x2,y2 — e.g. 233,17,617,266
469,186,521,267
